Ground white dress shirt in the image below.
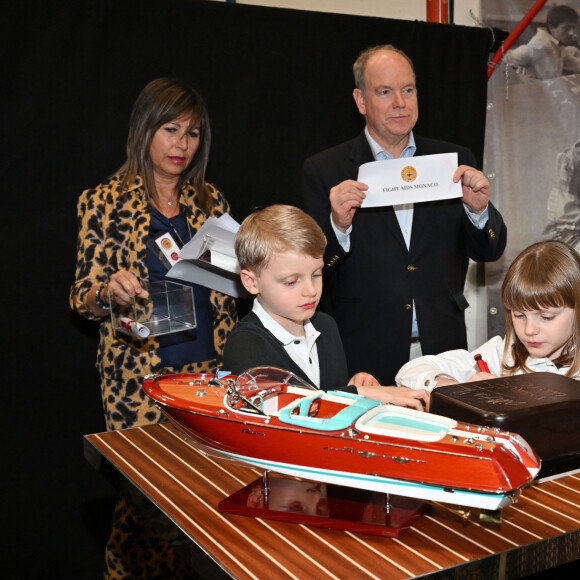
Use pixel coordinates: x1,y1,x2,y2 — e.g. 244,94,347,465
252,298,321,387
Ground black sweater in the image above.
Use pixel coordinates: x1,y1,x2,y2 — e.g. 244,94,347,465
222,310,356,393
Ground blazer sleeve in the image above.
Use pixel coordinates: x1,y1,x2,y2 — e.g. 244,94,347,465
301,155,349,274
454,141,508,262
464,201,507,262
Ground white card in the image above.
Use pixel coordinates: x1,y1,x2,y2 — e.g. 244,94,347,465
358,153,462,208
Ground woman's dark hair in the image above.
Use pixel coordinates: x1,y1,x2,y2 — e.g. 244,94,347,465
117,78,213,213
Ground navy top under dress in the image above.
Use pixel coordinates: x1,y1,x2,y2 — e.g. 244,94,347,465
147,206,215,366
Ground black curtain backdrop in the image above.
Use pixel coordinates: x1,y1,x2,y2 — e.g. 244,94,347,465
1,0,494,576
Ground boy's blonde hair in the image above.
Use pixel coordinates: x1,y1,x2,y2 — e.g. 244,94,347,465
235,204,327,274
501,240,580,376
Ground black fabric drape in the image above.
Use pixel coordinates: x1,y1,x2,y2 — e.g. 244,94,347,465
1,1,493,576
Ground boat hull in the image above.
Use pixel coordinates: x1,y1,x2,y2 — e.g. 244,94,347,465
163,409,519,510
144,370,540,511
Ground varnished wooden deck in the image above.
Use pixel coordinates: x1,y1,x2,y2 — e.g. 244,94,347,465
84,423,580,579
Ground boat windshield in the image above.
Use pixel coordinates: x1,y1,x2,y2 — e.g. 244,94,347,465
227,366,317,415
236,367,316,393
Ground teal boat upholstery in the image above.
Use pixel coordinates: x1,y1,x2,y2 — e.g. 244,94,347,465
278,392,381,431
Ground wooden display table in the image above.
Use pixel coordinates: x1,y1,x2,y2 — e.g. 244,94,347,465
84,423,580,579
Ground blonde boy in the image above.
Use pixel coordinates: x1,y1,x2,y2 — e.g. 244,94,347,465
223,205,429,410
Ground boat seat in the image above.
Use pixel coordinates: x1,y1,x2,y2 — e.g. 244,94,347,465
297,391,323,416
355,404,456,442
278,391,381,431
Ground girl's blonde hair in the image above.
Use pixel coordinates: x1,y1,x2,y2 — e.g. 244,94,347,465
501,240,580,376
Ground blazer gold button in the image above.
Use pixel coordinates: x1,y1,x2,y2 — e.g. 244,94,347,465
405,303,412,310
407,265,416,271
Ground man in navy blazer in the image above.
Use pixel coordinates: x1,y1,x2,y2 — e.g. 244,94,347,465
302,45,507,385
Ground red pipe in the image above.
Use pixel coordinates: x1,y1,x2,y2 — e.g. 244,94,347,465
487,0,548,79
426,0,449,24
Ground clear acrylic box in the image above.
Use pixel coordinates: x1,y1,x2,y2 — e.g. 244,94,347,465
111,280,196,339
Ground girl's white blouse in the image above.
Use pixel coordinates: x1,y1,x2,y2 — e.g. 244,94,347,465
395,335,572,391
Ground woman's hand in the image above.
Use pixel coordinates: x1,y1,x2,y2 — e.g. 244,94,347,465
105,269,149,306
89,269,149,315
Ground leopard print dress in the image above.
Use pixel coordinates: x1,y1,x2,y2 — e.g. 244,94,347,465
70,174,238,432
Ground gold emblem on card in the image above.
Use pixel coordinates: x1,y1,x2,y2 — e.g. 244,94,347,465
401,166,417,182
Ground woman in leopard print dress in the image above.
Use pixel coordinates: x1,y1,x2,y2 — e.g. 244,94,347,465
70,78,237,432
70,78,238,578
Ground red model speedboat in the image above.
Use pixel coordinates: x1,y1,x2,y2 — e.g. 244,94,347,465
143,367,541,510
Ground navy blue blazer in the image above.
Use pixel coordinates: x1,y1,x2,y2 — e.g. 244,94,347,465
302,131,507,384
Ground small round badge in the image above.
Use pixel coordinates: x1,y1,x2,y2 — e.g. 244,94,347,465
401,166,417,182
